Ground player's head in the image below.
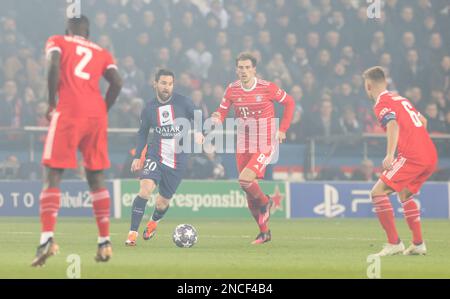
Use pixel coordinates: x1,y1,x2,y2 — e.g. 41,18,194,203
154,69,175,102
66,15,90,38
363,66,387,101
236,52,257,85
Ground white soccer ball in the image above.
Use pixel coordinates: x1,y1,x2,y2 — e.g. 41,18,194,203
172,224,198,248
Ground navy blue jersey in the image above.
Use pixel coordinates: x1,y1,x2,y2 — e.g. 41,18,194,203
135,93,200,169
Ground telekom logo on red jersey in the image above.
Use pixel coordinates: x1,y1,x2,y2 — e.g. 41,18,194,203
239,107,250,118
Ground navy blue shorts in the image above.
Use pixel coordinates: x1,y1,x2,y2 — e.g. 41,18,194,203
139,156,185,199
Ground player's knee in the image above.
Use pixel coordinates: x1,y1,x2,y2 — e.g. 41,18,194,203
86,170,105,191
398,189,413,203
139,188,153,200
156,197,170,211
370,190,385,202
139,180,156,200
45,168,64,189
370,180,390,200
238,178,252,191
238,172,251,182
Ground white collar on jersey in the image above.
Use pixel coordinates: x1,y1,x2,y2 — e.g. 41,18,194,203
240,78,258,92
375,90,389,105
157,95,173,105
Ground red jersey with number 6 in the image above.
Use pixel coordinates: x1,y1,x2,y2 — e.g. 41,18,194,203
45,35,117,118
374,90,437,165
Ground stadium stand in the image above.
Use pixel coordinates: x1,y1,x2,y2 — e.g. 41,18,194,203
0,0,449,180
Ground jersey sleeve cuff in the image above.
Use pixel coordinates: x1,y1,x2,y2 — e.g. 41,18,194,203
106,64,118,70
278,92,287,103
46,47,62,59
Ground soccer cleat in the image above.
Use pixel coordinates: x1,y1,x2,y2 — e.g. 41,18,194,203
251,230,272,245
143,221,158,240
374,241,405,257
258,196,273,227
95,240,113,262
403,242,427,256
125,231,138,247
31,237,60,267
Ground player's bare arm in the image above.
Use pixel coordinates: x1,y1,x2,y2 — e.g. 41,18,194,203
103,68,123,111
277,131,287,144
131,159,144,173
194,132,205,145
211,112,222,124
46,51,61,121
419,114,428,130
277,93,295,144
383,120,399,171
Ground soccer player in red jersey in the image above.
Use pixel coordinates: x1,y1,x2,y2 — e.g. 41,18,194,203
212,52,295,244
31,16,123,267
363,67,438,256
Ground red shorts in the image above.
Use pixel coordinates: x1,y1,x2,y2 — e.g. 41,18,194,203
380,156,437,195
42,112,110,171
236,150,275,179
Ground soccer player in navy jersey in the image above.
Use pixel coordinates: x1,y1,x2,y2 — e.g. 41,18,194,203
125,69,204,246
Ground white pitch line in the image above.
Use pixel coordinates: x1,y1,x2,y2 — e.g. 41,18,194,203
0,232,120,236
196,235,450,243
1,233,449,244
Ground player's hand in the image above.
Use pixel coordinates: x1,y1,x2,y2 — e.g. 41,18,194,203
131,159,144,173
211,112,222,125
46,106,56,122
277,131,287,144
194,132,205,145
382,154,395,171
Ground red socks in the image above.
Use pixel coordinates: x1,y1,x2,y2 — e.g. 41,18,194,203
239,180,269,206
40,188,61,233
402,197,423,245
246,195,269,233
91,189,111,238
372,195,399,245
40,187,111,242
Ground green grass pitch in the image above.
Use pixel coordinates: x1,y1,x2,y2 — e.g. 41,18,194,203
1,217,449,279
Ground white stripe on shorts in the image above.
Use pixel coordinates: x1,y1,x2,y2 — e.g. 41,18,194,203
43,112,61,160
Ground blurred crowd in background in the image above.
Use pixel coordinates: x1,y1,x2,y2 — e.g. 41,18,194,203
0,0,449,180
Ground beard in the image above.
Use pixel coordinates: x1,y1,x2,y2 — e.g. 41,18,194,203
157,90,172,102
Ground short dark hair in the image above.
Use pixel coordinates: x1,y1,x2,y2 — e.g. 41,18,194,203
363,66,386,82
67,15,90,28
236,52,257,67
155,69,175,82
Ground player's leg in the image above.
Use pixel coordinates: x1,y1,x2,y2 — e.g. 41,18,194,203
31,167,64,267
40,167,64,243
143,166,182,240
371,178,404,256
239,168,270,208
143,194,170,240
236,153,261,228
399,163,436,255
32,114,77,267
239,168,269,228
126,178,157,246
398,188,426,255
85,169,113,262
246,194,260,224
239,168,272,244
239,151,274,233
79,117,114,261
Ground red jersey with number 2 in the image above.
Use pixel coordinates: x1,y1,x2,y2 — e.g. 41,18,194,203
374,91,437,165
45,35,117,118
